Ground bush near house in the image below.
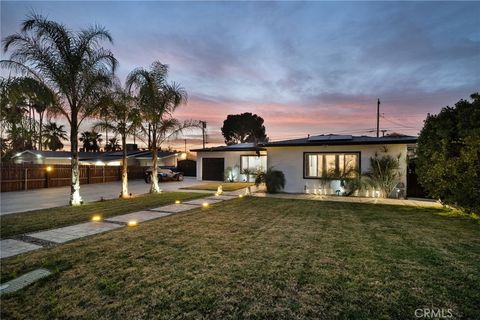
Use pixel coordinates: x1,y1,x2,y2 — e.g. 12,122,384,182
416,93,480,214
255,167,285,193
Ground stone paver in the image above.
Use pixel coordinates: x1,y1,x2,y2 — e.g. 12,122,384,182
183,198,223,205
0,239,42,259
28,222,122,243
0,268,52,295
106,210,173,224
206,195,238,201
150,203,200,213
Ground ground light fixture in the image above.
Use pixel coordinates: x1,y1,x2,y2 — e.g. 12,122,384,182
91,215,102,222
127,220,138,227
238,194,243,198
45,166,53,172
175,200,181,204
202,202,209,208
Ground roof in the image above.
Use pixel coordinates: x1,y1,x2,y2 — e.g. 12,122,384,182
264,134,417,147
191,143,266,152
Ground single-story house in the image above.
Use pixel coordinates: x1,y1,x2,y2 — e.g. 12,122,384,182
11,150,184,167
193,134,417,196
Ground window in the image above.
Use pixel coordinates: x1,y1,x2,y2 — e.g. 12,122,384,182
304,152,359,178
240,155,267,172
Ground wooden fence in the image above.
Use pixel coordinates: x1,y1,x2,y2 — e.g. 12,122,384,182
0,164,146,192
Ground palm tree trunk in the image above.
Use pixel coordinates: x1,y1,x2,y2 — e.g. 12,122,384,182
120,133,129,198
150,129,160,193
70,116,83,206
38,112,44,151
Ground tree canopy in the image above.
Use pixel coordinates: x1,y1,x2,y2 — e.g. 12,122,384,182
221,112,268,145
416,93,480,214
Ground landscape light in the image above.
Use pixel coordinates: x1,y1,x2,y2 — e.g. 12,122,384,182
91,215,102,222
175,200,181,204
238,194,243,198
127,220,138,227
202,202,209,208
46,166,53,172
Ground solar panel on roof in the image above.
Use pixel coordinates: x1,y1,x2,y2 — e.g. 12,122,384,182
307,135,353,142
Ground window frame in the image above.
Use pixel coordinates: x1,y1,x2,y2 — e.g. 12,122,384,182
303,151,361,179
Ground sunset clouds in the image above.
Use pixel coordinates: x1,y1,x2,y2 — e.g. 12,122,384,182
2,1,479,149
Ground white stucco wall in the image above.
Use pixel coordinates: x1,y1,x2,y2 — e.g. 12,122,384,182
266,144,408,195
196,150,267,181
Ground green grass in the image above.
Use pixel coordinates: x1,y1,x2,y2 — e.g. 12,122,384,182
182,182,254,191
1,197,479,319
0,192,210,238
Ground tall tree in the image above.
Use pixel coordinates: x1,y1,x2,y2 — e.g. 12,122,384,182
2,13,117,205
221,112,268,145
416,93,480,214
126,61,191,193
43,121,67,151
93,83,140,198
7,77,56,150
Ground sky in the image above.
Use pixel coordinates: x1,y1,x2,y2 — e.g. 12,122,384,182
1,1,479,150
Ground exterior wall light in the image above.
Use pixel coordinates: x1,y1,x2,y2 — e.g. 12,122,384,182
46,166,53,172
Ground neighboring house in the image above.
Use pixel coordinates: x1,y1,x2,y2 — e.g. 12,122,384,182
193,134,417,196
192,143,267,182
11,150,93,165
11,150,183,167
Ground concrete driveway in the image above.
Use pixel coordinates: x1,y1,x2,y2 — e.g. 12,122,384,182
0,177,208,215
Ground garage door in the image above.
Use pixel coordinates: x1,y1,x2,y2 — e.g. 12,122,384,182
202,158,224,181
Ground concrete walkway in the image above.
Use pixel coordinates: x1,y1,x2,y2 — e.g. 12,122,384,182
0,177,209,215
252,192,443,208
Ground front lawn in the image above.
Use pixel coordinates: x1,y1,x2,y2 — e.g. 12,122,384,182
1,198,479,319
182,182,254,191
0,191,210,238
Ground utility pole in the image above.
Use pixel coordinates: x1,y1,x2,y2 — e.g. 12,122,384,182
376,98,381,137
201,121,207,149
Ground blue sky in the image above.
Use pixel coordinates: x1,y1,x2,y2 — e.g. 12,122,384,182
2,1,479,148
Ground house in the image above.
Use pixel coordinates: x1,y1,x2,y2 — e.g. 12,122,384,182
11,150,184,167
193,134,417,196
191,143,267,182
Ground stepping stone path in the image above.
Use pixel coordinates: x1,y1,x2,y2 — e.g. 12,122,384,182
206,194,238,200
0,268,52,295
0,239,42,259
150,203,200,213
183,198,223,205
1,190,251,260
28,221,122,244
106,210,173,224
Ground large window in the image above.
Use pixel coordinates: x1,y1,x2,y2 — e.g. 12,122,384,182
304,152,359,178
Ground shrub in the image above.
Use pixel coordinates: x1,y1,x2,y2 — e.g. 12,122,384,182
364,152,401,198
255,168,286,193
416,93,480,214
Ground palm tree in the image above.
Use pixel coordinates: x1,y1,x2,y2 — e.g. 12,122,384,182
79,131,102,152
93,83,140,198
43,121,67,151
126,61,192,193
105,137,121,152
7,77,56,150
2,13,117,205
